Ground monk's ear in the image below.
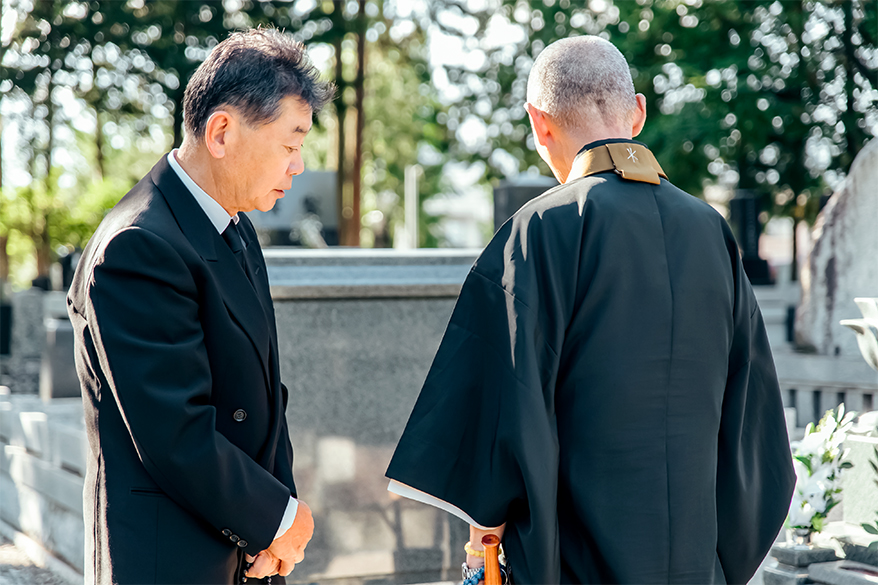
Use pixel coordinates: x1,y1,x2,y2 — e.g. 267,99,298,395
204,110,235,159
525,102,552,148
631,94,647,138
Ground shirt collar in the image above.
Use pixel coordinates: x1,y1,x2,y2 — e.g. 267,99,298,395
167,150,238,234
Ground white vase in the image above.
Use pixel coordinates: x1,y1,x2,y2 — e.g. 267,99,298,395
792,527,814,549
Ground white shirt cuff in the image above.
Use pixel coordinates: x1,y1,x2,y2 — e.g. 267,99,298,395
274,497,299,539
387,480,499,530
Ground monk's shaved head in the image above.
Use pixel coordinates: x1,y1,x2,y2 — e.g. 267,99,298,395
527,35,637,132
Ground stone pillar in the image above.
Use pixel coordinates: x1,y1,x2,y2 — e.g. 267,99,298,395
8,289,45,394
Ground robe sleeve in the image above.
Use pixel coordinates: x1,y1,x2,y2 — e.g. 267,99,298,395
385,234,563,529
715,249,796,584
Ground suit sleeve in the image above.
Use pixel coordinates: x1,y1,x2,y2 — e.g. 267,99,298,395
715,252,796,584
88,227,290,555
273,384,297,494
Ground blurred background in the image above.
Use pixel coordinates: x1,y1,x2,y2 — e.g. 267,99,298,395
0,0,874,293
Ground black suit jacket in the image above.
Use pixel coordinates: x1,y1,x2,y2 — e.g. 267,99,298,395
67,155,296,585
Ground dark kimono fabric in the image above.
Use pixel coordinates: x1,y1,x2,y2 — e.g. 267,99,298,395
387,140,795,584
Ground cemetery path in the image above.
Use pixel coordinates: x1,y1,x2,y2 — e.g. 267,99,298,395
0,536,70,585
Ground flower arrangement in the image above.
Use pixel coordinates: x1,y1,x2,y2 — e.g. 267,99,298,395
787,405,856,534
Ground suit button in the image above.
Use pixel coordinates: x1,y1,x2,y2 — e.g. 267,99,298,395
233,409,247,422
237,540,248,548
230,534,239,543
222,529,232,537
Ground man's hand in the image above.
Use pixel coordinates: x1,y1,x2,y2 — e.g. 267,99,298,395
466,523,506,569
245,500,314,579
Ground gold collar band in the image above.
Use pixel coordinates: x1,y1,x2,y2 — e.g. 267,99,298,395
568,142,667,185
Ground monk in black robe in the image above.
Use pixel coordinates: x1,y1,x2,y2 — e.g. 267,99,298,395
386,35,795,584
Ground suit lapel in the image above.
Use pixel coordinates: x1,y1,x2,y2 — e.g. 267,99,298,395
149,156,272,385
238,214,286,469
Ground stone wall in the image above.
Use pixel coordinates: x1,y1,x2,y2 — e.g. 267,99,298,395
0,395,86,574
797,139,878,357
268,249,476,582
0,248,875,583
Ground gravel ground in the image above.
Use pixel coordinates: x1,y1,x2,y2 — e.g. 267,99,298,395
0,536,70,585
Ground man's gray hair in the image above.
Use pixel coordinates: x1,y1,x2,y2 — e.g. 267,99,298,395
527,35,636,131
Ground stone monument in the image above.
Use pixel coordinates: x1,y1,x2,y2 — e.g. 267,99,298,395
797,140,878,357
7,289,45,394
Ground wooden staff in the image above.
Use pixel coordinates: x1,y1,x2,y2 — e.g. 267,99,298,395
482,534,502,585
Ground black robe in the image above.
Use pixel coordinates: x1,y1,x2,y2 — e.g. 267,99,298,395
386,139,795,584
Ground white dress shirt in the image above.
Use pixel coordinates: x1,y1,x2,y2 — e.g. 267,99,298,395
167,150,299,540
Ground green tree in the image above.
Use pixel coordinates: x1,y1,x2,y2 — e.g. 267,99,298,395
433,0,877,264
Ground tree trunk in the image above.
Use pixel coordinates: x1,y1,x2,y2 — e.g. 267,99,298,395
0,235,8,285
173,90,184,149
349,0,366,247
95,107,104,179
840,0,862,169
334,32,348,245
36,73,56,281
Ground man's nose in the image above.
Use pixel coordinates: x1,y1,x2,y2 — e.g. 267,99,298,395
289,156,304,177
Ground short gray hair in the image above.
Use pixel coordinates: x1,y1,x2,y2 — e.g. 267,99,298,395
184,28,334,140
527,35,636,131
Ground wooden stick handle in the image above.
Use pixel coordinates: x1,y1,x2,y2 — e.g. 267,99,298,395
482,534,502,585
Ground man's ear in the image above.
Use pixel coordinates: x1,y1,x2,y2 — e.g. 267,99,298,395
631,94,647,138
525,102,552,149
204,110,234,159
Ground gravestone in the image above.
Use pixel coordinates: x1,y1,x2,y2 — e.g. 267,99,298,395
730,189,773,285
493,175,558,232
247,170,338,246
8,289,45,394
797,140,878,356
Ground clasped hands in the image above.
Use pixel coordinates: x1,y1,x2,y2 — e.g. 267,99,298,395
245,500,314,579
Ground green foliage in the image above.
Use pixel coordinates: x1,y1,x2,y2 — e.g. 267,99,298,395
436,0,877,224
3,0,876,281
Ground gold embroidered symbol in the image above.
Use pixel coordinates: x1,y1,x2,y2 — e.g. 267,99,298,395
626,147,638,163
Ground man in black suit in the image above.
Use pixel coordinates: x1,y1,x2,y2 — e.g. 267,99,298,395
67,29,333,584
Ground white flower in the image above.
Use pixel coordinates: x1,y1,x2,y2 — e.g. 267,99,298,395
797,428,830,459
786,405,856,532
793,459,810,486
789,499,818,527
800,476,828,513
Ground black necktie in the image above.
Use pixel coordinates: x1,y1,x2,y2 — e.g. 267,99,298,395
222,221,251,281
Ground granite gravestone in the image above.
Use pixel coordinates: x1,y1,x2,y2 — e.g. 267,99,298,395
8,289,44,394
730,189,773,285
493,175,558,232
797,140,878,357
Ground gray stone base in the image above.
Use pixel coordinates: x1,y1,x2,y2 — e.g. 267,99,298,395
771,544,839,567
808,561,878,585
764,563,813,585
